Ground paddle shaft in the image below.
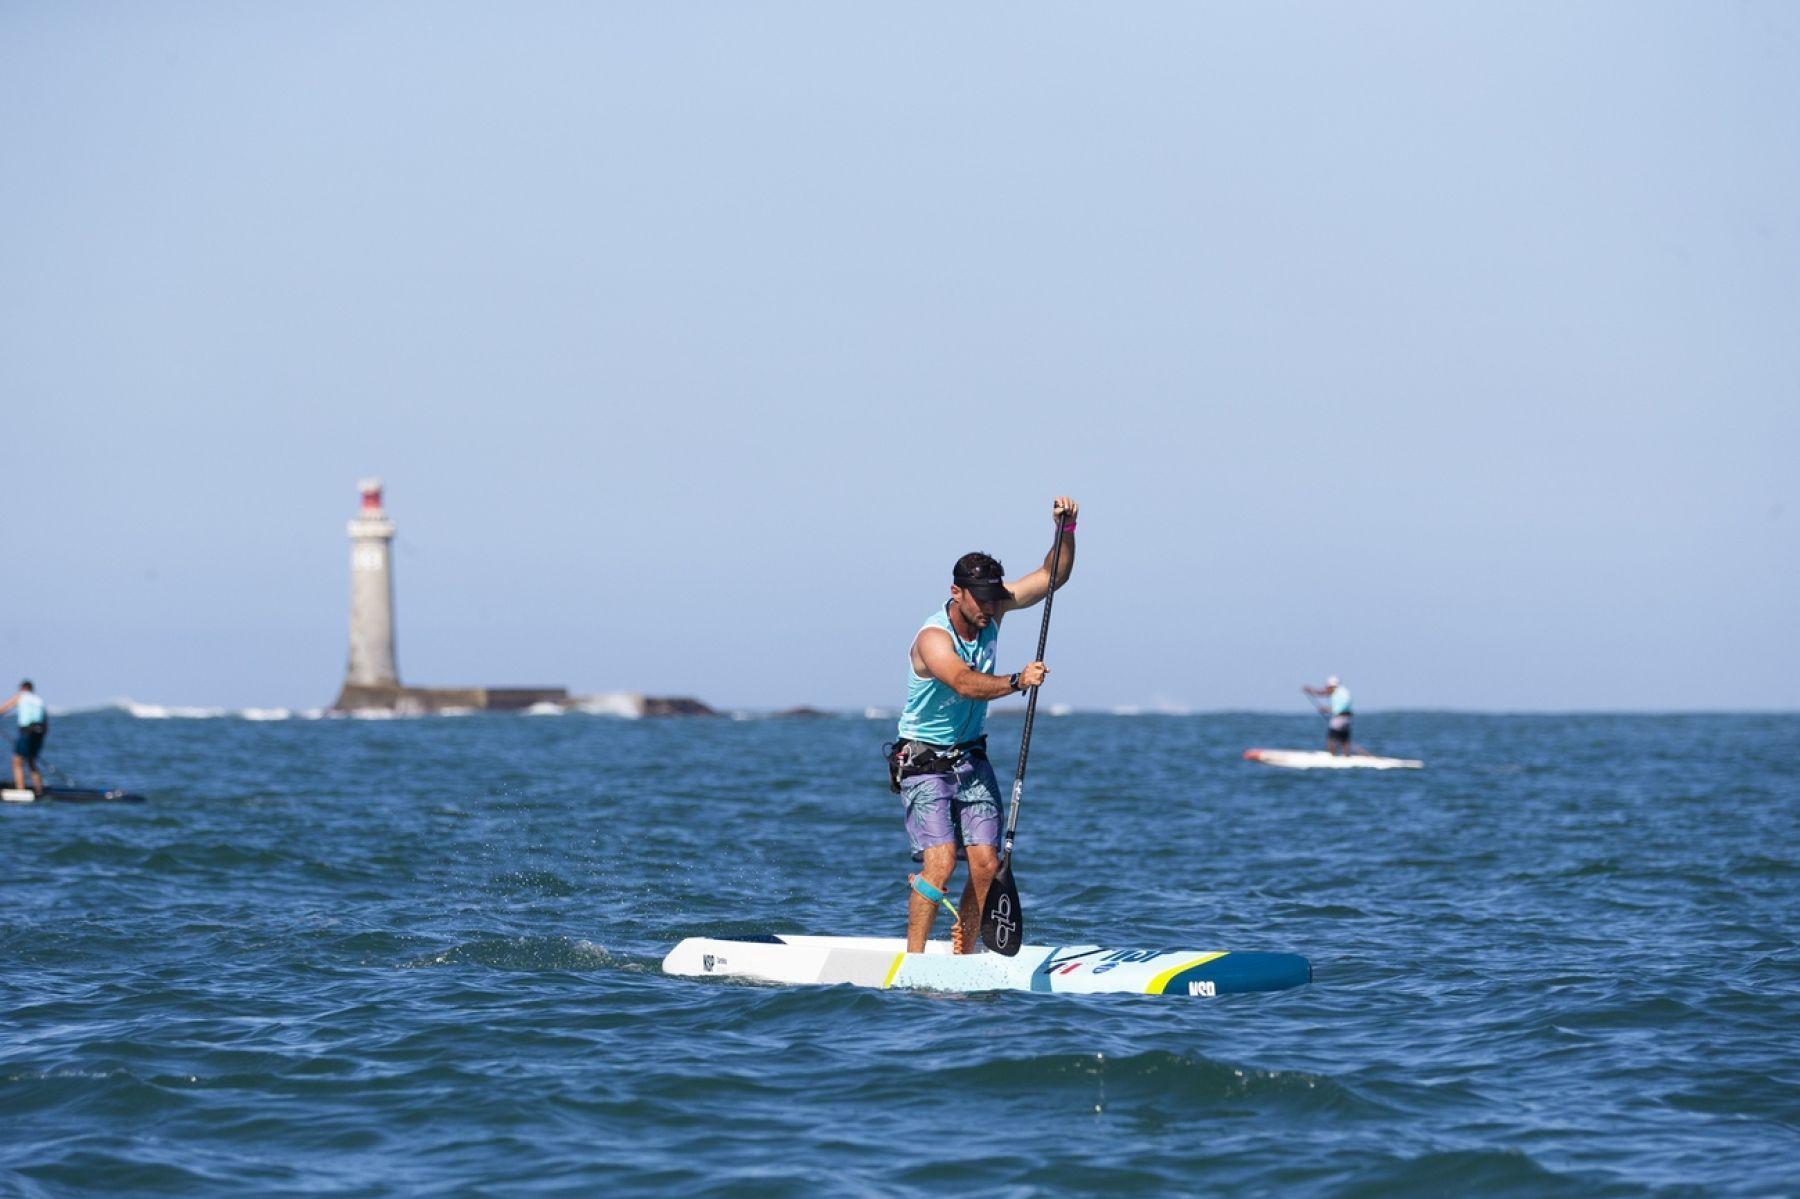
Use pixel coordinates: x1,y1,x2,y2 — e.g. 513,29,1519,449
997,519,1070,866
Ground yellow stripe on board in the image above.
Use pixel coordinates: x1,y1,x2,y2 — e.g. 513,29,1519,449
882,952,906,988
1145,952,1228,994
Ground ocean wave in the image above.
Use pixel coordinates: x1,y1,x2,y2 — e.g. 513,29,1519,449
400,936,619,972
58,700,329,721
570,693,643,718
120,700,232,720
1336,1146,1602,1197
73,698,665,721
898,1049,1375,1116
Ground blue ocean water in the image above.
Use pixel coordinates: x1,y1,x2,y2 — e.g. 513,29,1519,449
3,709,1796,1196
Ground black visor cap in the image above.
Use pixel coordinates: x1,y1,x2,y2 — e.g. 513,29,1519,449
954,573,1012,603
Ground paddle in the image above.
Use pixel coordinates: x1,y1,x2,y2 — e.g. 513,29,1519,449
979,515,1071,956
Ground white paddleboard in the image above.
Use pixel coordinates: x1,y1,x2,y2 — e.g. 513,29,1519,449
1243,748,1422,770
663,933,1310,997
1,784,146,803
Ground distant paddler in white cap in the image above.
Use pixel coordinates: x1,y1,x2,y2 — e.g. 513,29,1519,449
1302,675,1354,756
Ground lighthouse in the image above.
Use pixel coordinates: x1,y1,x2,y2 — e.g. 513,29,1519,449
327,479,623,714
342,478,399,691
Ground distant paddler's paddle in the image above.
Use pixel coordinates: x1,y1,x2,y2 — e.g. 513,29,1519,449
980,514,1071,956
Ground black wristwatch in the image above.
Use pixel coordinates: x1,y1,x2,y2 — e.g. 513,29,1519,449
1008,672,1022,692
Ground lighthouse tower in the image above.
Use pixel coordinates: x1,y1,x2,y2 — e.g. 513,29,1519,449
327,477,577,713
342,478,399,692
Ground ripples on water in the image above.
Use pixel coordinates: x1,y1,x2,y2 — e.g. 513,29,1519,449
3,711,1795,1195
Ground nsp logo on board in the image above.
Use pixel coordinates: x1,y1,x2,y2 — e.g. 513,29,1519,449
1187,979,1216,997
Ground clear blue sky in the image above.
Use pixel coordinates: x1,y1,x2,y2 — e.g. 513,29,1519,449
4,3,1795,712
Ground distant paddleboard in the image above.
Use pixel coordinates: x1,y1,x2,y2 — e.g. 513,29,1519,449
1243,748,1422,771
2,785,147,804
664,934,1311,997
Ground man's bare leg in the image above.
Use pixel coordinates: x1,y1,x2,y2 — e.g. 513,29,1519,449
907,843,957,953
955,844,999,953
11,754,23,791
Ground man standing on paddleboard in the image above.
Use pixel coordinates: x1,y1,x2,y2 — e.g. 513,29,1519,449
1,680,49,795
889,497,1078,953
1303,676,1353,755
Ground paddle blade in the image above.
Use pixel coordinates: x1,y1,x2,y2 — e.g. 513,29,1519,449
980,859,1024,956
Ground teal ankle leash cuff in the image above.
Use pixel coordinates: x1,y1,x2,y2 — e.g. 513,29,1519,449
908,873,958,919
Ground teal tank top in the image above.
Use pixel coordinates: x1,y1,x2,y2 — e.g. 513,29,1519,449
1329,686,1353,716
16,693,45,726
898,604,999,746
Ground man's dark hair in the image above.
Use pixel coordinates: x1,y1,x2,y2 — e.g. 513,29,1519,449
952,552,1005,585
18,680,31,691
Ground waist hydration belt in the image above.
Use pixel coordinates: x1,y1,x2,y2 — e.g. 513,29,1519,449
883,736,989,793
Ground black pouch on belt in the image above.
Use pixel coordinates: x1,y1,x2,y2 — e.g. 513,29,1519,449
882,740,907,793
888,736,988,790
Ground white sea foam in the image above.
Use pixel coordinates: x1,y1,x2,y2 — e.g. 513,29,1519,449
571,693,644,718
122,700,230,720
102,699,557,721
524,702,567,716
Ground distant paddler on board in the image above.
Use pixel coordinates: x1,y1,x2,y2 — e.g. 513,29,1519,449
886,497,1077,955
1302,675,1356,755
1242,675,1419,769
1,679,48,796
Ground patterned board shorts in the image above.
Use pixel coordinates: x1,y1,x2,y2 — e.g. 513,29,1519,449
901,754,1002,857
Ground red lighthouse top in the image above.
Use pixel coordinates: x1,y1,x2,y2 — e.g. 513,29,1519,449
358,478,384,513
